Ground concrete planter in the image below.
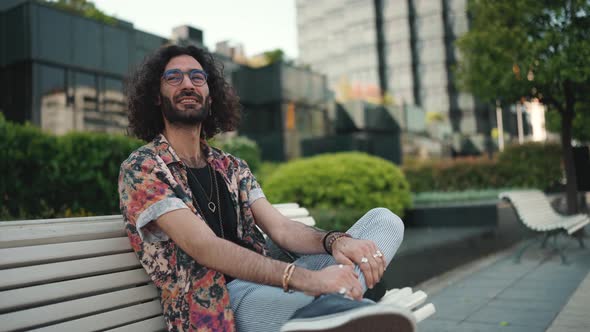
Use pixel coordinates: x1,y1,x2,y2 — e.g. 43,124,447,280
405,200,499,227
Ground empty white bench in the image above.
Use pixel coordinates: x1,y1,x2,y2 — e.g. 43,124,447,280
0,204,434,331
500,190,588,262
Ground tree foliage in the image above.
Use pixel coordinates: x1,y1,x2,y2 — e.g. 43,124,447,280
455,0,590,213
546,101,590,143
42,0,117,25
263,49,285,64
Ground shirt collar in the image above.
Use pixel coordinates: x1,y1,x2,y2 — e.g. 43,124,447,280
153,133,217,166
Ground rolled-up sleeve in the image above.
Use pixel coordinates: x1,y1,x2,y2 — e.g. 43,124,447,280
118,153,189,242
237,159,266,206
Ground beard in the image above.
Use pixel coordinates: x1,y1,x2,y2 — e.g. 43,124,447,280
161,90,212,126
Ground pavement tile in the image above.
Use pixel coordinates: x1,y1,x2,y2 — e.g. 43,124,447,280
417,318,459,332
550,312,590,329
466,306,558,328
455,321,545,332
448,277,515,290
509,278,581,292
428,297,489,320
486,298,564,312
496,287,573,302
547,327,590,332
433,284,504,299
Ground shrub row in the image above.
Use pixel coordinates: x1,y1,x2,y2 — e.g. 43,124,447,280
403,142,563,192
264,152,413,231
0,115,262,219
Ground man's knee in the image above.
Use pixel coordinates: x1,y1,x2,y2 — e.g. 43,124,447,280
366,207,405,237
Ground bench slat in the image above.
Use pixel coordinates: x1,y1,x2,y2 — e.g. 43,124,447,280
279,208,310,218
0,215,123,227
105,315,167,332
0,252,140,290
0,204,303,249
1,285,159,331
32,300,163,332
0,268,150,313
0,237,132,269
0,220,125,249
291,216,316,226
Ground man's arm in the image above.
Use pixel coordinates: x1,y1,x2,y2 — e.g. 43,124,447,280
251,198,387,289
155,208,363,298
250,198,327,254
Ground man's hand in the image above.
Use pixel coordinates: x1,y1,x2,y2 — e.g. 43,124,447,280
290,264,364,300
331,237,386,289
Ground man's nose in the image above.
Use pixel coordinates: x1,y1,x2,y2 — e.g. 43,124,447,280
180,73,196,89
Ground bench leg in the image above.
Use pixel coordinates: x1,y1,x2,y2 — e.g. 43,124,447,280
514,237,540,263
579,236,586,249
541,233,550,249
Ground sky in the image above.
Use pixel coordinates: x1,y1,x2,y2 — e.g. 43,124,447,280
92,0,299,59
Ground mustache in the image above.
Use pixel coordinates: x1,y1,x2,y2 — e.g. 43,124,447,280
174,90,204,103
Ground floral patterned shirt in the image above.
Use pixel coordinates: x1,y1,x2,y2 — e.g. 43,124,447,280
118,134,267,331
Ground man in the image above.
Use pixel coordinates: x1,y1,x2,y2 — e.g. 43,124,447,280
119,44,412,332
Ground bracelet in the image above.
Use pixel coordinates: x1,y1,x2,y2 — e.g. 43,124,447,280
326,232,352,254
322,231,339,254
282,263,296,292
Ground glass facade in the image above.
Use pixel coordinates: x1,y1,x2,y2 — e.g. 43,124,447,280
1,1,167,134
296,0,481,144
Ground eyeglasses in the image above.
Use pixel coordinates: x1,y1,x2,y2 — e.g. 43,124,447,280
161,69,208,87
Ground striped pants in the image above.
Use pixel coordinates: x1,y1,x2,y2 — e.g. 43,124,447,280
227,208,405,332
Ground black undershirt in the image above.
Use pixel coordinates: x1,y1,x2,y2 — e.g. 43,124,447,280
186,165,245,283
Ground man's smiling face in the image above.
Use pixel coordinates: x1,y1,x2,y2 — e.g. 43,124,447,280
159,54,212,126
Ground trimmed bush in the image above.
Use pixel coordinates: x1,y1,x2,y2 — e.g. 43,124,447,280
0,114,265,220
403,142,562,192
264,152,412,227
403,157,500,192
53,132,143,215
496,142,562,189
0,115,144,219
0,115,60,219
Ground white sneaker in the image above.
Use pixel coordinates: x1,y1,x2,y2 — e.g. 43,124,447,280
280,294,416,332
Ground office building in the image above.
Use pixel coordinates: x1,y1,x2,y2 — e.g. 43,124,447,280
296,0,488,153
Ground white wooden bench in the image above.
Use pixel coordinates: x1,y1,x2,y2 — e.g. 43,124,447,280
0,205,434,331
500,190,589,263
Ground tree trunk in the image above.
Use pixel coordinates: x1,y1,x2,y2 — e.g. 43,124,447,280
562,80,579,214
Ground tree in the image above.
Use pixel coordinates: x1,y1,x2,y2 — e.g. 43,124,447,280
42,0,117,25
546,101,590,143
263,49,285,64
455,0,590,214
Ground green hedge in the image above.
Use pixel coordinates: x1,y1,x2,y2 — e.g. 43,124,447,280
0,115,61,219
403,142,562,192
0,115,262,220
264,152,412,230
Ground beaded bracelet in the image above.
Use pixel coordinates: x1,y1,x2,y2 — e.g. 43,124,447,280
282,263,296,292
326,232,351,254
321,230,339,254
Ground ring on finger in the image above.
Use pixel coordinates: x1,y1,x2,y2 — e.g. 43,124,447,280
360,257,369,264
338,264,344,269
373,250,383,258
338,287,347,295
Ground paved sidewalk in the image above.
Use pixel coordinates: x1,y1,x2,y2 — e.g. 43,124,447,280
418,228,589,332
546,270,590,332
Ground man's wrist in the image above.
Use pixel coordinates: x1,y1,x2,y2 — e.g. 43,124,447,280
323,231,352,254
288,266,314,292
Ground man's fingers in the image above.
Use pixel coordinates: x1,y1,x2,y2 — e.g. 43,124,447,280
334,252,354,266
358,254,375,289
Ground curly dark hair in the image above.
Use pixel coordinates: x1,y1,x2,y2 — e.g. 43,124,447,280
125,44,241,141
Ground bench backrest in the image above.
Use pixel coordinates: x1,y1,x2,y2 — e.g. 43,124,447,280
0,205,313,331
499,190,562,228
